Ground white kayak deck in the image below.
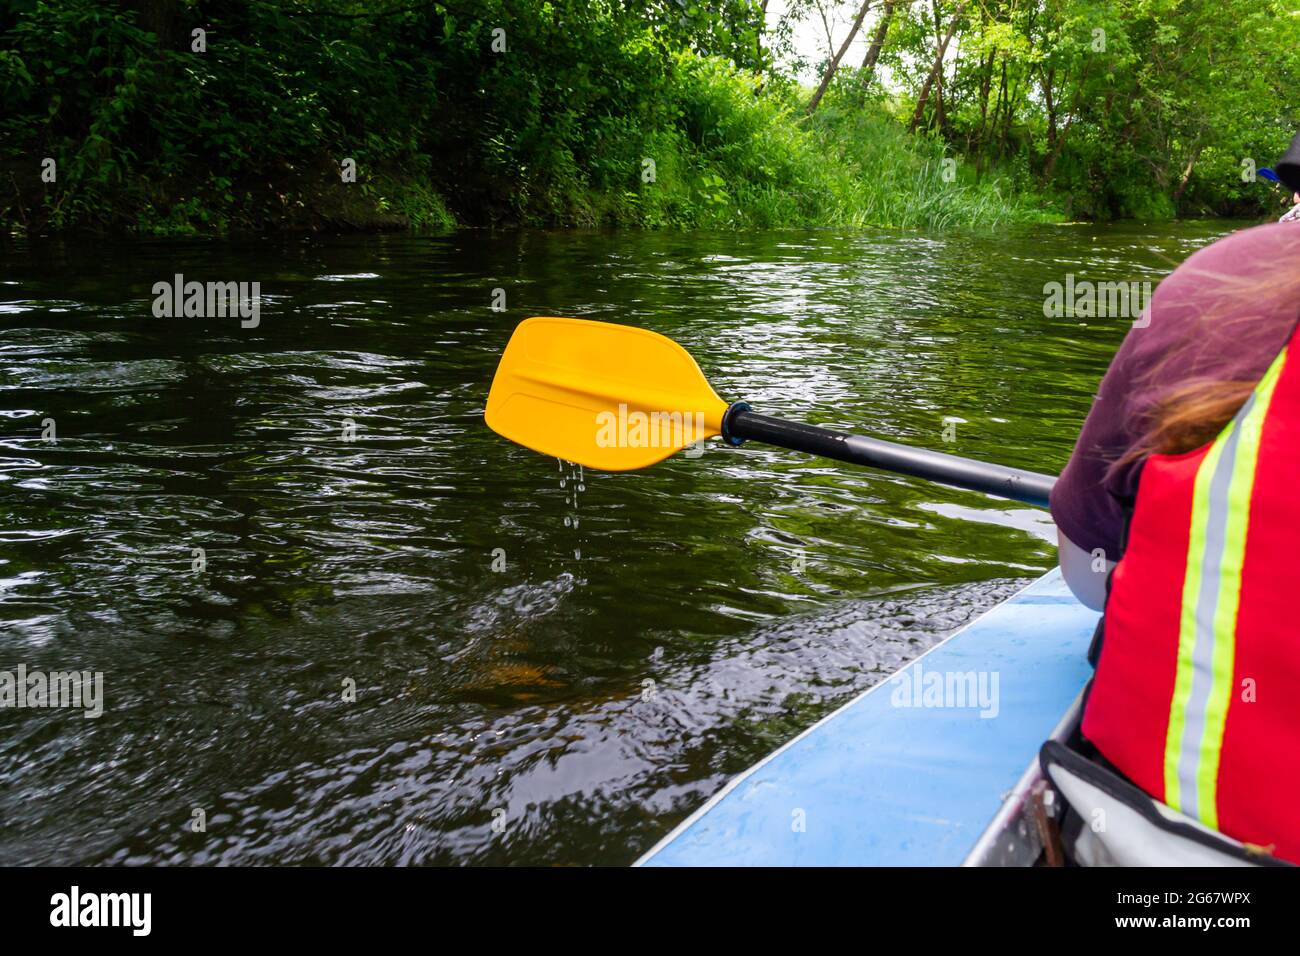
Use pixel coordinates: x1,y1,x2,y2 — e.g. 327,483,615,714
636,569,1101,866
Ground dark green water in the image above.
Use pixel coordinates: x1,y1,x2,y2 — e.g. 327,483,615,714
0,222,1232,864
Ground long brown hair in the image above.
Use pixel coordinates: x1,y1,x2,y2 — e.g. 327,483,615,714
1117,379,1258,466
1112,268,1300,473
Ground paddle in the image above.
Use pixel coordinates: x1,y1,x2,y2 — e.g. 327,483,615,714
485,317,1056,508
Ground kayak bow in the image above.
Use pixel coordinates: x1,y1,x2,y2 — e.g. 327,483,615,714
636,569,1100,866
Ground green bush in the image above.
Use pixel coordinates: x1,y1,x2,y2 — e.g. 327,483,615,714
0,0,1054,234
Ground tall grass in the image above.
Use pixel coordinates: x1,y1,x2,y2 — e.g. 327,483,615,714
578,55,1058,232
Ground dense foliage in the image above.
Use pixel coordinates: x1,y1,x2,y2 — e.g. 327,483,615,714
0,0,1294,233
871,0,1300,219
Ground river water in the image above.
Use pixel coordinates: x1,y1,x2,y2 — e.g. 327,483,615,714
0,221,1233,864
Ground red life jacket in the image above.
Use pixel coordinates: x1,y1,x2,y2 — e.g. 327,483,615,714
1082,321,1300,864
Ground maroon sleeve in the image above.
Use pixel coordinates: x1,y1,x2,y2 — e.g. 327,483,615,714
1049,222,1300,562
1049,329,1147,559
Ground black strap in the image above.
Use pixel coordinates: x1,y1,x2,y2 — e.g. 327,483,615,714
1040,738,1293,867
1087,495,1136,670
1086,617,1105,669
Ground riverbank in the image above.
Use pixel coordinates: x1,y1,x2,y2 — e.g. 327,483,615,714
0,3,1058,236
0,98,1052,236
2,1,1285,238
1,49,1055,236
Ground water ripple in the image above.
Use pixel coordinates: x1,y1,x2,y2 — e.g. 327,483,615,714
0,222,1238,863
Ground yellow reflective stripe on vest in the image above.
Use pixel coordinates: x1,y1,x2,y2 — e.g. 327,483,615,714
1163,346,1288,826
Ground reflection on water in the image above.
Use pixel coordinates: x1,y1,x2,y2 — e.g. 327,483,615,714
0,222,1231,863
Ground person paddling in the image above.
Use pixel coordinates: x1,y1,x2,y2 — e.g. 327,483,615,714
1051,216,1300,862
1258,131,1300,222
1260,169,1300,222
1280,191,1299,222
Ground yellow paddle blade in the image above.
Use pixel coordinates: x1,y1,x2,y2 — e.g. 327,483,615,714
485,317,730,471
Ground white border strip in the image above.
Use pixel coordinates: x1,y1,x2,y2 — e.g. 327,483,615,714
960,690,1084,866
633,569,1058,867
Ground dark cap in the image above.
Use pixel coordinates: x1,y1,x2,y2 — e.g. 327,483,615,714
1277,130,1300,193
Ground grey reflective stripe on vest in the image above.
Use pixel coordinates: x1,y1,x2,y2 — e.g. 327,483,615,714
1175,392,1254,820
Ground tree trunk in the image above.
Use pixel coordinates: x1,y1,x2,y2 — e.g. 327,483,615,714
1041,61,1095,181
859,0,896,88
988,57,1008,153
1172,143,1202,202
998,0,1034,153
999,73,1022,154
974,51,993,167
1043,65,1057,154
908,1,967,133
931,0,947,135
807,0,876,115
978,53,993,130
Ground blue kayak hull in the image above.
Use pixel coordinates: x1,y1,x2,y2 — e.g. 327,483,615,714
636,569,1101,866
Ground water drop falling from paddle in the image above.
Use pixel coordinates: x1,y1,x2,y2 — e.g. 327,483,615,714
555,459,585,561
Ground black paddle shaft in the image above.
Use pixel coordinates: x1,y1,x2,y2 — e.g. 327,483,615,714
722,406,1056,508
